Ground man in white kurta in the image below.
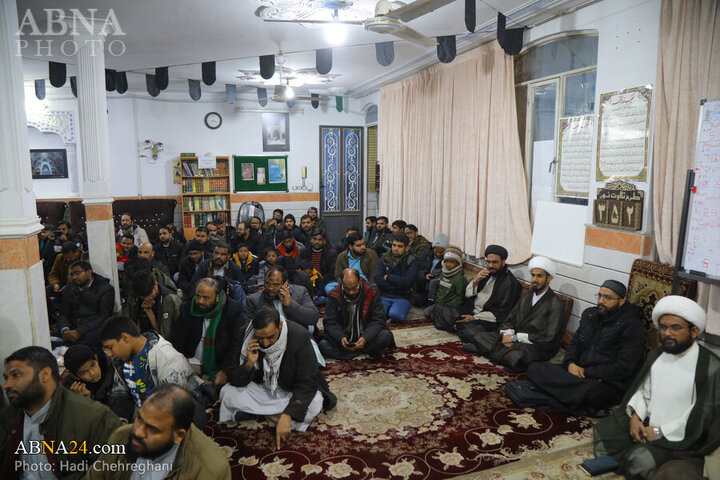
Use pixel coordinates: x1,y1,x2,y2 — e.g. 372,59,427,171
593,295,720,480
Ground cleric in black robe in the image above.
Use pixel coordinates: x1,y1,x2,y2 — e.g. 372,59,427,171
462,256,565,373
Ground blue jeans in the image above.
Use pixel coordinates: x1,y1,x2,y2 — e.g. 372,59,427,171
380,296,412,323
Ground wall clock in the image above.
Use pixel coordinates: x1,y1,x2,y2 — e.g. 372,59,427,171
204,112,222,129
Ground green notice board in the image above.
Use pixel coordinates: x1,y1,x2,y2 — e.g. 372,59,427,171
233,155,288,192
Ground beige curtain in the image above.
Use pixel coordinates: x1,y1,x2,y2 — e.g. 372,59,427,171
378,41,532,264
652,0,720,333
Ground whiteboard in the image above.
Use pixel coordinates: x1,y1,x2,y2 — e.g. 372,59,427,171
682,98,720,280
531,201,587,267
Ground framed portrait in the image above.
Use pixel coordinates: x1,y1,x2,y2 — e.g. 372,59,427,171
262,112,290,152
30,149,68,179
241,163,255,181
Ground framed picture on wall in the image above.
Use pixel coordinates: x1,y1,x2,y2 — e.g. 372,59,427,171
30,149,68,179
262,112,290,152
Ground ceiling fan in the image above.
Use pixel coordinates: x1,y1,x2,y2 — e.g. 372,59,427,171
268,55,330,103
260,0,457,48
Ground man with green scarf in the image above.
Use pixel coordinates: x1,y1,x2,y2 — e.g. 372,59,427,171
170,278,245,387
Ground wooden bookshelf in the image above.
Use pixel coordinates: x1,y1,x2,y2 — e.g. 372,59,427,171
180,156,231,240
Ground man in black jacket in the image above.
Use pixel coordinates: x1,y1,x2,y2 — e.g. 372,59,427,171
374,234,421,323
514,280,646,415
56,260,116,348
154,226,184,276
221,306,336,449
297,228,337,303
177,240,209,294
189,240,245,297
456,244,522,339
367,216,392,255
319,269,394,360
170,278,244,388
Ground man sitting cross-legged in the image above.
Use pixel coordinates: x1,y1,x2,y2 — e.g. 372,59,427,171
374,234,421,324
84,384,231,479
592,296,720,480
456,245,522,339
462,256,565,373
190,240,246,302
219,306,337,449
425,246,468,331
507,280,646,416
319,268,395,360
298,227,338,305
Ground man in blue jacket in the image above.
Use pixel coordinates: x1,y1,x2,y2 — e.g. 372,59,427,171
374,234,421,323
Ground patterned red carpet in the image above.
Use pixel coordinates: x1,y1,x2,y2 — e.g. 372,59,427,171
202,325,594,480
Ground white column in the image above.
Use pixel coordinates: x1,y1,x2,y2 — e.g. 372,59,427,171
0,0,50,354
74,28,120,309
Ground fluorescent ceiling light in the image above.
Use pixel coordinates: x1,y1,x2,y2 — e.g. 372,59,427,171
324,22,347,45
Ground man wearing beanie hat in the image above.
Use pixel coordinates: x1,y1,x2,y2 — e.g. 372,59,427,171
413,233,449,305
176,239,210,294
509,279,645,416
424,246,468,330
593,295,720,480
461,256,564,373
456,244,522,339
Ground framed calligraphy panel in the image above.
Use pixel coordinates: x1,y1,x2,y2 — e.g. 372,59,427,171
596,85,652,181
557,115,594,198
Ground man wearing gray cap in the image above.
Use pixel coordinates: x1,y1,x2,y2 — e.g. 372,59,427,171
592,295,720,480
461,256,565,372
509,280,645,415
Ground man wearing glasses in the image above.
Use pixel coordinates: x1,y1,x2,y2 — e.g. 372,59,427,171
510,279,645,416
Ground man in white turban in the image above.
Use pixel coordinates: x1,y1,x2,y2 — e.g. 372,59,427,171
461,256,565,373
593,295,720,480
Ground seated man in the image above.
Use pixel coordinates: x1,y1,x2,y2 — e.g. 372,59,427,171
510,280,646,415
405,224,431,259
307,206,325,230
425,246,468,331
243,266,318,331
154,226,184,276
170,278,244,388
333,232,379,291
56,260,116,348
190,240,246,300
116,233,137,269
296,214,315,246
232,243,260,285
121,242,173,299
181,226,214,258
213,218,235,246
99,316,202,424
276,228,304,258
374,234,421,323
1,346,121,477
62,345,132,420
42,221,81,271
367,216,392,255
456,245,522,338
462,256,565,373
413,233,448,305
298,228,338,304
85,384,231,479
364,216,377,243
161,217,186,245
263,208,284,236
220,306,337,449
232,220,263,257
593,296,720,480
48,240,83,294
176,239,209,293
280,214,303,244
319,268,395,360
116,212,149,247
127,269,181,338
333,226,361,254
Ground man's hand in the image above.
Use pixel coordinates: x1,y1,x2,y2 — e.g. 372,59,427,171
473,269,490,285
629,413,646,443
641,425,659,442
568,362,585,379
53,284,61,292
62,329,81,342
214,370,228,387
245,338,260,370
70,381,91,397
276,414,292,449
141,297,155,309
278,281,292,307
501,334,514,347
456,315,474,324
425,273,434,280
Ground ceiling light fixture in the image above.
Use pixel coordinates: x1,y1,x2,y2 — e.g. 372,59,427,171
285,85,295,99
324,10,347,45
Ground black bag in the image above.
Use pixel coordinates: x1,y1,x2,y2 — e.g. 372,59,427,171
504,379,559,409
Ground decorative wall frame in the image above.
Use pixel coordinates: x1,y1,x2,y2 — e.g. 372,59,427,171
262,112,290,152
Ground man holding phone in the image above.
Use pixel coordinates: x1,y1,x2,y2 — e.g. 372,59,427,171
220,306,336,449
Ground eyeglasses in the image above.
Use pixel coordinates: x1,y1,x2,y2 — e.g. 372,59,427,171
597,293,620,301
658,324,688,333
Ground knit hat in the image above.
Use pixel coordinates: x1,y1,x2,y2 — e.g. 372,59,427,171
443,246,463,265
601,279,627,298
652,295,707,333
432,233,449,249
528,256,557,277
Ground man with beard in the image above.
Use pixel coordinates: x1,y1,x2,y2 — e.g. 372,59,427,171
170,278,244,388
219,306,337,449
456,245,522,339
189,240,245,300
462,256,565,373
404,224,431,259
307,206,325,230
364,216,377,243
180,226,214,258
154,226,184,276
507,280,645,416
116,212,149,247
367,216,392,255
334,232,379,289
296,214,315,246
298,228,338,304
232,220,262,257
319,269,394,360
276,228,304,259
592,296,720,480
122,242,172,300
0,346,120,478
127,269,181,338
84,384,230,479
263,208,284,233
213,218,236,246
374,234,421,323
176,240,209,293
